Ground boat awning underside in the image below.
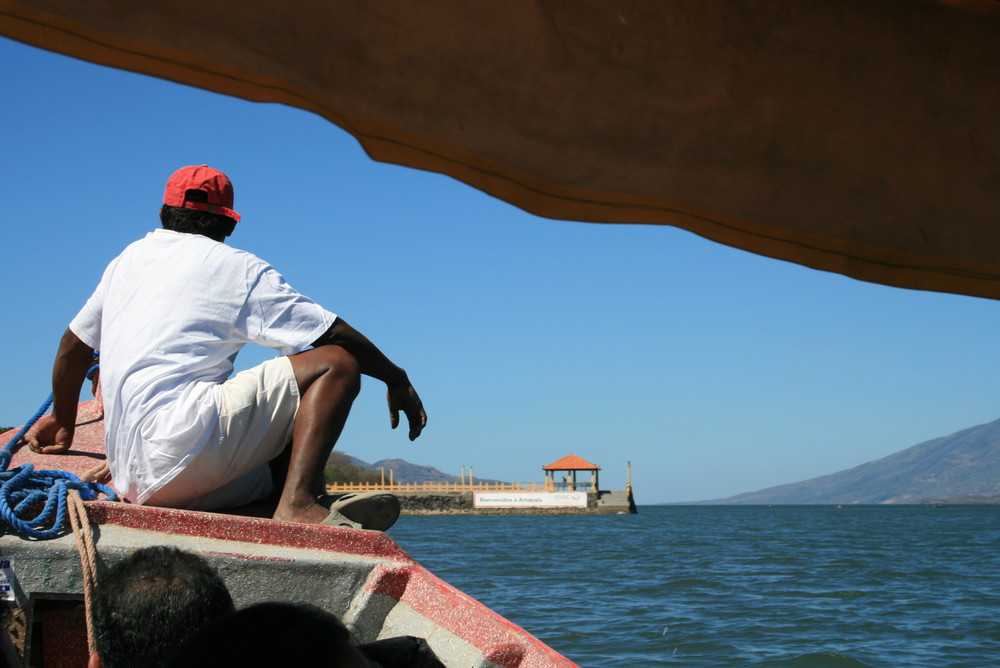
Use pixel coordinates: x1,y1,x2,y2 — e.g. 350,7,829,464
2,0,998,298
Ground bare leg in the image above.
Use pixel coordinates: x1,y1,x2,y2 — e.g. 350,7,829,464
269,443,327,498
272,345,361,524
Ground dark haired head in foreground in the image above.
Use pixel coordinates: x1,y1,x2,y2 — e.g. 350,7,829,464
89,546,234,668
168,602,368,668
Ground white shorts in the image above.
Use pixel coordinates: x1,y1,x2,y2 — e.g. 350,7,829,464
146,356,300,511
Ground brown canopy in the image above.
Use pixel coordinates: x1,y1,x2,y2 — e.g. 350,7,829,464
2,0,997,298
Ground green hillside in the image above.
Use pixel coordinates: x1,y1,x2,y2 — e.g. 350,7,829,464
329,454,504,485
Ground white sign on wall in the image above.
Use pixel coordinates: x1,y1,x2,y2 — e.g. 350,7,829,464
474,492,588,508
0,558,14,601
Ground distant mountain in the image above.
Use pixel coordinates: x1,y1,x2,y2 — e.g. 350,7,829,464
371,458,461,483
707,417,1000,504
341,454,376,471
341,455,504,485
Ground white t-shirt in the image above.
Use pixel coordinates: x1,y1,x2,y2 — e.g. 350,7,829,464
70,229,337,503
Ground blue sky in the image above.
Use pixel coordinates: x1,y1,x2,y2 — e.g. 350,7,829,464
2,37,997,503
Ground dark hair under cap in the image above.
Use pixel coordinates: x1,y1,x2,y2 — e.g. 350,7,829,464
159,188,236,241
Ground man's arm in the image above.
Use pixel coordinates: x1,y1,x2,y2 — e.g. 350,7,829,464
27,328,95,454
311,318,426,440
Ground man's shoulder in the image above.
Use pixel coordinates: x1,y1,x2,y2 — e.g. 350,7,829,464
215,241,272,271
139,230,268,265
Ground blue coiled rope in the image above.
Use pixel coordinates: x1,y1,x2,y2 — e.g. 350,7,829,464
1,359,117,539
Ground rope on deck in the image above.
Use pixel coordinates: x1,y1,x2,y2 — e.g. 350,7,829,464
68,488,100,653
0,360,117,539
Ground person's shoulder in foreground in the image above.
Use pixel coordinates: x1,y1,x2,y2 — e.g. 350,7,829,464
168,600,445,668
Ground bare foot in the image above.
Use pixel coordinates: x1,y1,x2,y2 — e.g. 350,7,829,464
271,499,329,525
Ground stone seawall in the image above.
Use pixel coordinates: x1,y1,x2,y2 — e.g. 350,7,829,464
395,490,636,515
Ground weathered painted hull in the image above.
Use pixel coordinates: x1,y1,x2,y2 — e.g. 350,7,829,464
1,503,576,667
0,403,577,667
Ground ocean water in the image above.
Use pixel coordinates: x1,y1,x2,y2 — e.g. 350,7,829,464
389,505,1000,667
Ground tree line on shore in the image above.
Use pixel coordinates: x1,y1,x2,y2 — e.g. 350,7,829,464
324,451,381,485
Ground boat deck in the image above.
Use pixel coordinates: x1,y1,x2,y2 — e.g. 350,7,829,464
0,400,577,667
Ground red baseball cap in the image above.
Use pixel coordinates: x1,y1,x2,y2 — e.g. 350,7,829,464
163,165,240,223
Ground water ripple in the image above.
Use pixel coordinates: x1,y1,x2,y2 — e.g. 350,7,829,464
391,506,1000,666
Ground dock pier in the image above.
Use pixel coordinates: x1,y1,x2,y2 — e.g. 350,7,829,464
326,454,637,515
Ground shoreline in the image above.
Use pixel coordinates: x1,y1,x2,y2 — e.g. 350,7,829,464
394,489,637,515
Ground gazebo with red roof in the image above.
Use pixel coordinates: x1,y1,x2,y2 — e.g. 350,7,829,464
542,454,601,492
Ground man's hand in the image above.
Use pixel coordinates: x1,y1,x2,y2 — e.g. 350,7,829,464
314,319,428,441
387,383,427,441
38,328,93,453
26,414,74,455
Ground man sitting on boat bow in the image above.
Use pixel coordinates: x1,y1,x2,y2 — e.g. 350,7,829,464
27,165,426,529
